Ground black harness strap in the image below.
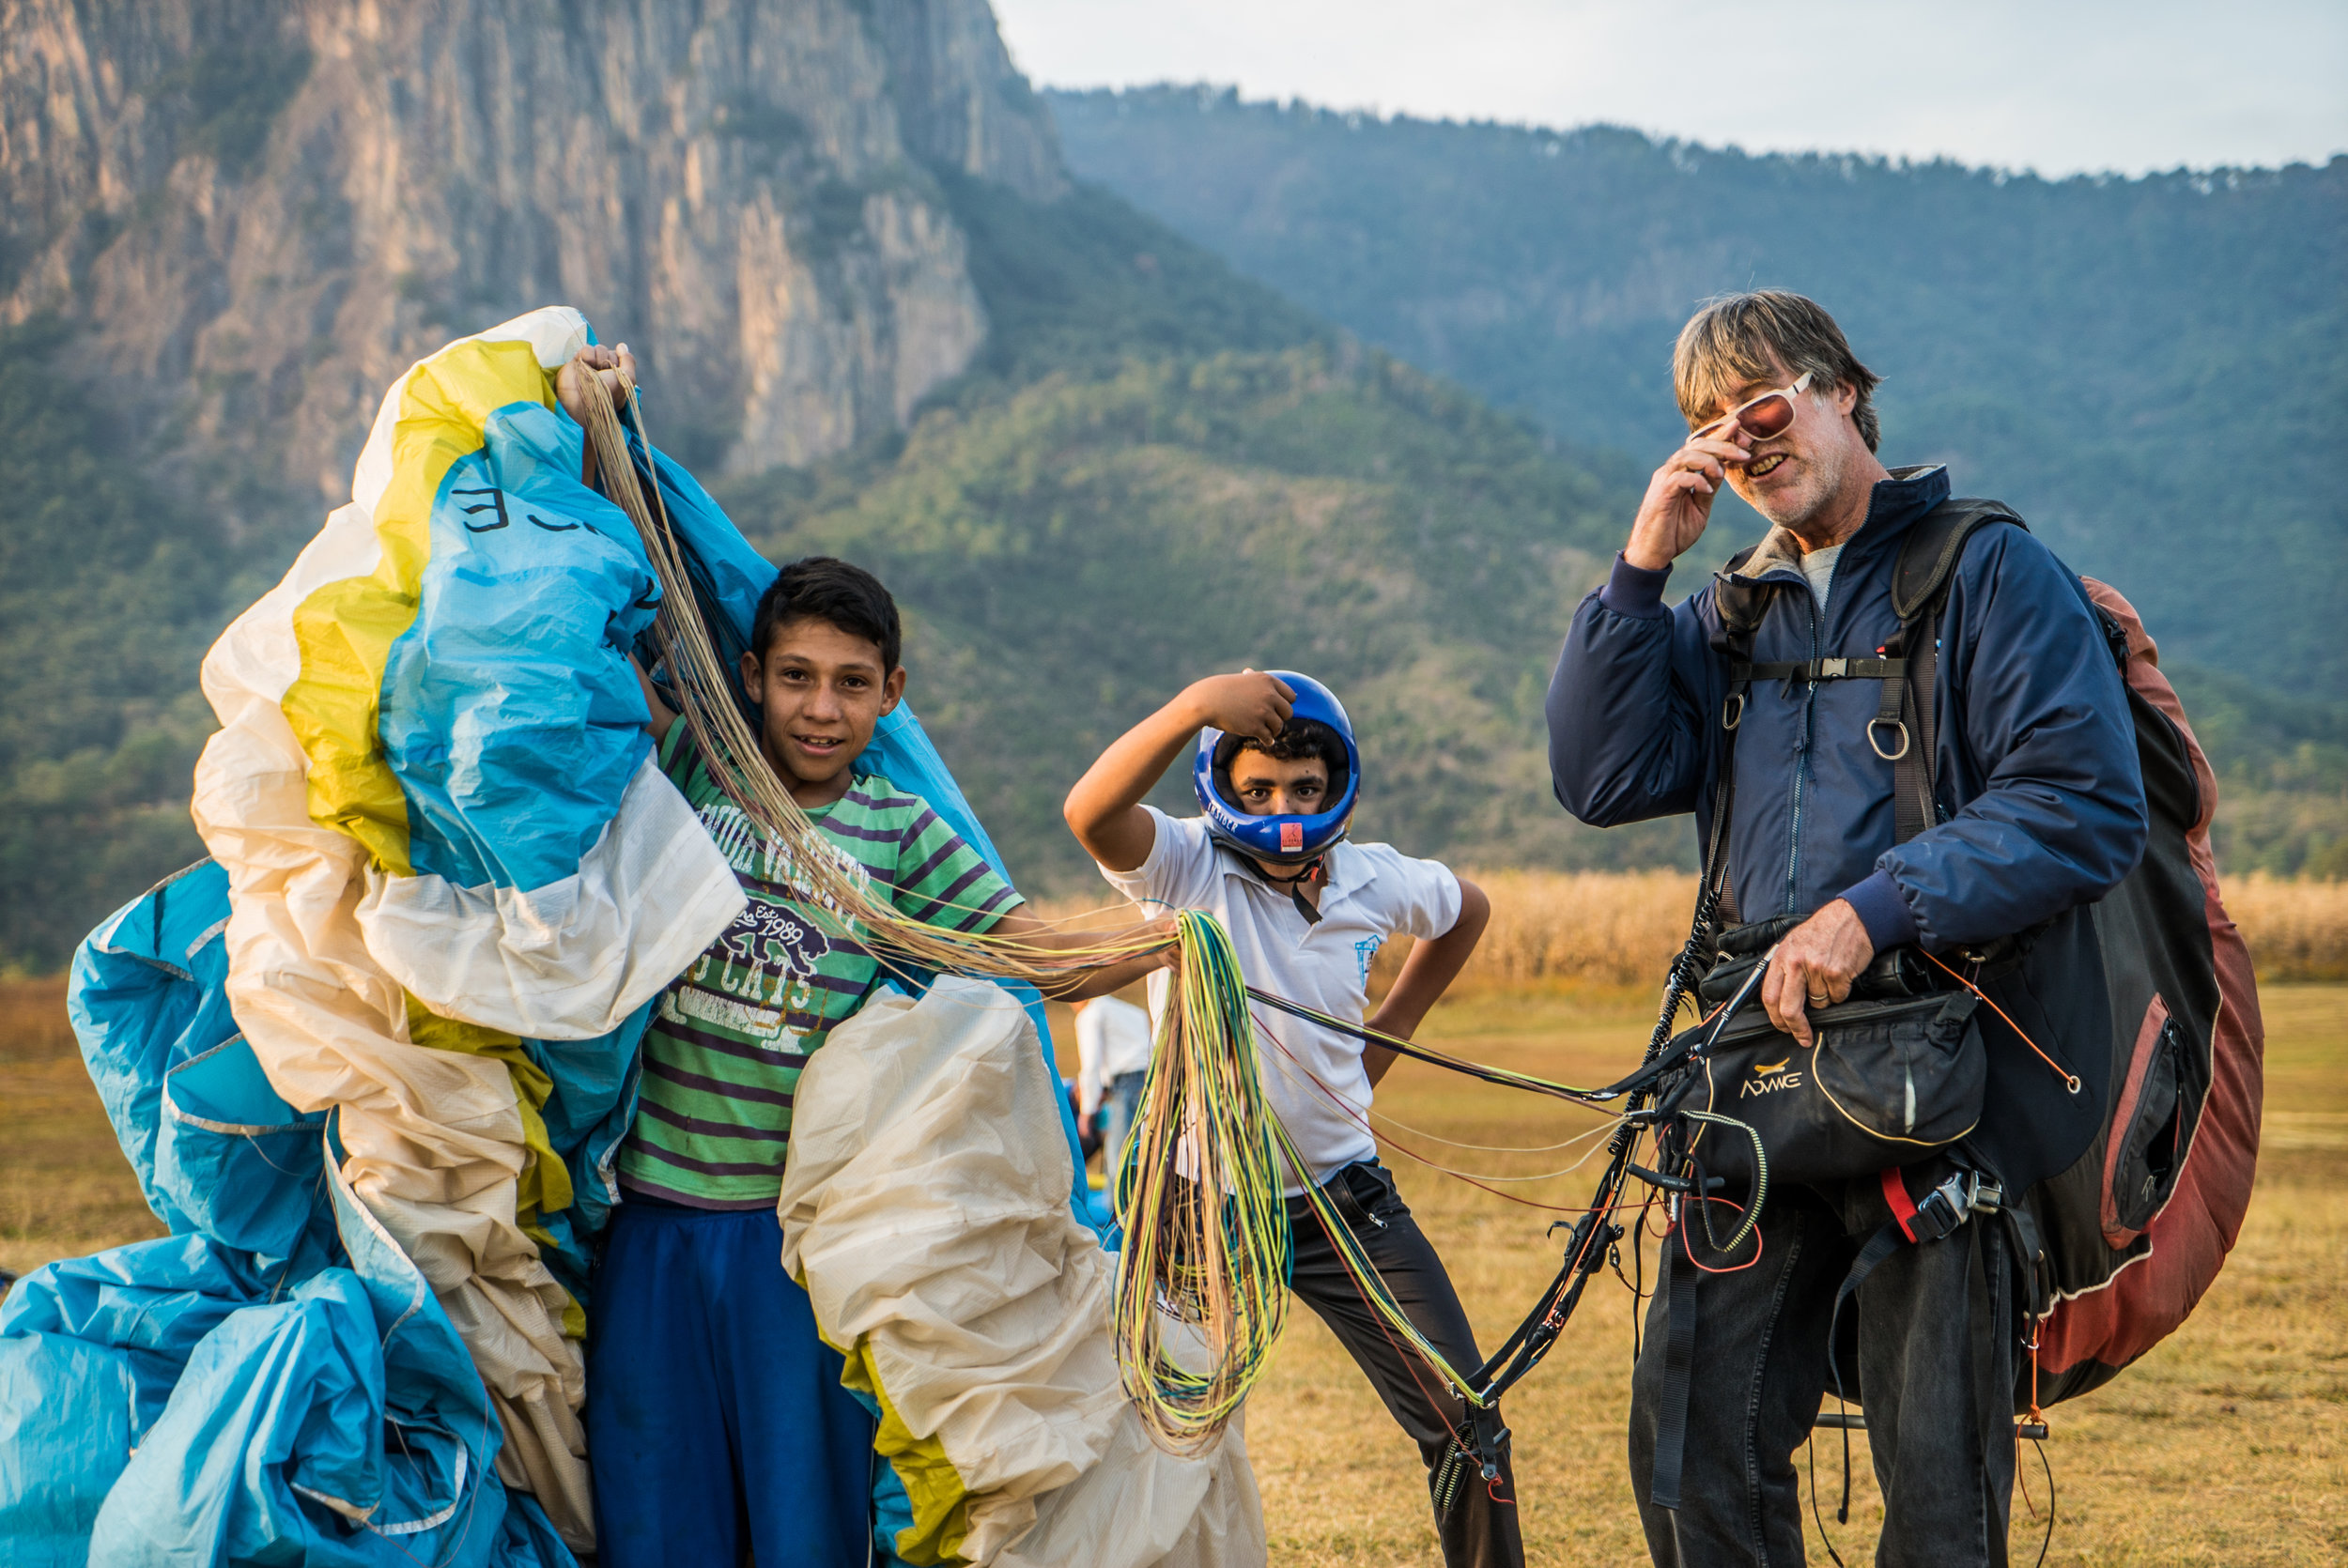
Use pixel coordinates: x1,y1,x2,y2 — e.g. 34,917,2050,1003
1648,1238,1703,1512
1883,500,2026,844
1732,655,1905,687
1251,854,1327,925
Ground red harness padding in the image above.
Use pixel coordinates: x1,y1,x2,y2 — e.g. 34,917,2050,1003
1881,1166,1923,1243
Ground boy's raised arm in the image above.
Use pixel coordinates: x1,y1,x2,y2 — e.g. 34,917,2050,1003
1063,670,1296,872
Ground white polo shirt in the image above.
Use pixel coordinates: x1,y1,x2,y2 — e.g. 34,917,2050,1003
1101,807,1463,1194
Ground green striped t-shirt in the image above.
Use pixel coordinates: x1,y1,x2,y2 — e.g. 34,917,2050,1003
618,723,1020,1208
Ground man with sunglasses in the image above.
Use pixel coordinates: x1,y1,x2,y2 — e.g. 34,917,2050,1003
1546,291,2146,1566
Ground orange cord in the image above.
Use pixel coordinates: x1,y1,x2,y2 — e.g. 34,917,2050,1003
1921,950,2081,1095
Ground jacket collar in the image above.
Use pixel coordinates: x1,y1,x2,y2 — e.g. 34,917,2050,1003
1722,464,1950,589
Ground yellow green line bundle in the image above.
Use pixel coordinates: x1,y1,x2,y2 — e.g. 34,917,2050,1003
1114,914,1509,1454
1111,912,1293,1453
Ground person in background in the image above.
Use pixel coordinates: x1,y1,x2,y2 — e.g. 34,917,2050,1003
1072,993,1153,1171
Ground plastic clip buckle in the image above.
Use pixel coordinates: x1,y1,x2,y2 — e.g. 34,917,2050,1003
1913,1171,2002,1242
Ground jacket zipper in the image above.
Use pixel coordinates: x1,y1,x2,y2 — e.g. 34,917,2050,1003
1784,592,1821,914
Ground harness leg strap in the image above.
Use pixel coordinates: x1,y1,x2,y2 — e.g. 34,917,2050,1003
1648,1228,1702,1512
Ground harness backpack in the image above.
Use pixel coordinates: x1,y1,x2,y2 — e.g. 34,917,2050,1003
2021,577,2264,1404
1689,500,2263,1408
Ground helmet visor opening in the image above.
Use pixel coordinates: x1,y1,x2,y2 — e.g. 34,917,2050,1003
1213,730,1349,816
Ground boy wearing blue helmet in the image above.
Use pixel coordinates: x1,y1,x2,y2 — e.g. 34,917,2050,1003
1066,669,1522,1568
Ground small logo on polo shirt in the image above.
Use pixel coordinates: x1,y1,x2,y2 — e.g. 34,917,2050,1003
1280,822,1304,852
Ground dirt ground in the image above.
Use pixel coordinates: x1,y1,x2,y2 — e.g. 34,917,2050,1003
5,978,2341,1564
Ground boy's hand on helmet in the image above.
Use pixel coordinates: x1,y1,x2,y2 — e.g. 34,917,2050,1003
1185,670,1295,745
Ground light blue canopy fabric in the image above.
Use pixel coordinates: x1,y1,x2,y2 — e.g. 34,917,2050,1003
0,869,578,1566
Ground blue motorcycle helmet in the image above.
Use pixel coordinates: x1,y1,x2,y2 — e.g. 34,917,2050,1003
1192,671,1362,878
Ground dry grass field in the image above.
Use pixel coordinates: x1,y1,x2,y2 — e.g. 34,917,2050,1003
1043,869,2348,988
6,966,2343,1563
1194,982,2348,1567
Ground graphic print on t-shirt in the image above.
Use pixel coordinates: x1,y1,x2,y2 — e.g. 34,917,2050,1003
668,794,868,1052
618,725,1018,1209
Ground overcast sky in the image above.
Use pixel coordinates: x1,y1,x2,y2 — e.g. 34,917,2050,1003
992,0,2348,177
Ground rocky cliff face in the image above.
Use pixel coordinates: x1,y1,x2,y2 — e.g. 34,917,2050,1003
0,0,1064,507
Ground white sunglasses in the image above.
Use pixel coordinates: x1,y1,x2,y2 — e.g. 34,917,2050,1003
1691,371,1815,441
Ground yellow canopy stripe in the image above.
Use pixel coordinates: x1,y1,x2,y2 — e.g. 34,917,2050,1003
282,338,558,875
834,1335,975,1565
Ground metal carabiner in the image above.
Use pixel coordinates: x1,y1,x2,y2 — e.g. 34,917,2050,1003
1868,717,1910,761
1722,692,1746,731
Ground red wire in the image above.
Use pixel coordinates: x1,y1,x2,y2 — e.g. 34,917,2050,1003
1300,1162,1517,1508
1920,950,2079,1092
1676,1196,1765,1274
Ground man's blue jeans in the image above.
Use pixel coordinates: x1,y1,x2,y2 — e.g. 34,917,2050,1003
1628,1176,2019,1567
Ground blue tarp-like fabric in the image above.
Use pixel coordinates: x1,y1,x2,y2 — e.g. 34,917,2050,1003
0,869,577,1566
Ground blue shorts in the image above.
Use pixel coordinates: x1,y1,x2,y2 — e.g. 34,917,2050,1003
586,1197,876,1568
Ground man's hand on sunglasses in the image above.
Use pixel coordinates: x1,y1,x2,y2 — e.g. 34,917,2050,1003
1625,417,1753,572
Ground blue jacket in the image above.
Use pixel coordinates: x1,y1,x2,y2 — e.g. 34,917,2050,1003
1547,466,2147,954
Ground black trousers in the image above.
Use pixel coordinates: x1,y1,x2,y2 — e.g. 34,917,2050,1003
1627,1176,2019,1567
1287,1161,1526,1568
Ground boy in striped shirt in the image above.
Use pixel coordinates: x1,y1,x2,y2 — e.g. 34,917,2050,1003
589,556,1166,1568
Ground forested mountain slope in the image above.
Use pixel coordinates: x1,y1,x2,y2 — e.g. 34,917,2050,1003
8,27,2333,970
720,177,1661,892
1046,87,2347,700
0,6,1653,969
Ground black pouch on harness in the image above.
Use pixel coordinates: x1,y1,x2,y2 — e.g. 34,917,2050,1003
1655,919,1989,1191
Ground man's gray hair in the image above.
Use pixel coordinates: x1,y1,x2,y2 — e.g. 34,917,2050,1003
1674,290,1884,453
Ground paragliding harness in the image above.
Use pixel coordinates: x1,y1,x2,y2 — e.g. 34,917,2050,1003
1239,500,2245,1514
1619,500,2045,1518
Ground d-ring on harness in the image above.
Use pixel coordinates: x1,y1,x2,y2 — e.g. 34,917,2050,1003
1728,655,1909,753
1721,500,2028,843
